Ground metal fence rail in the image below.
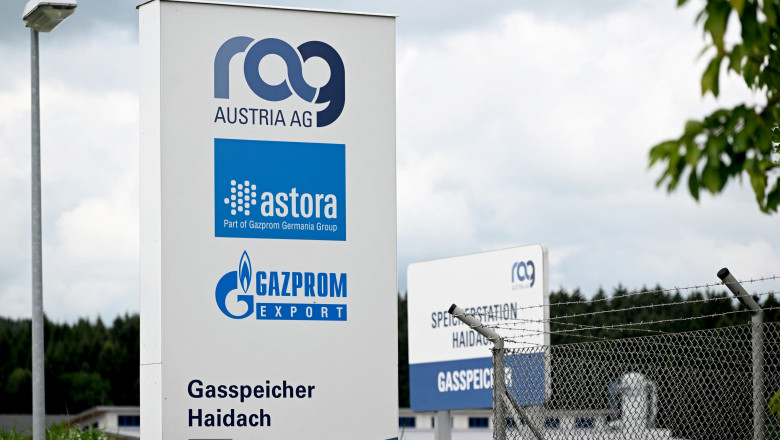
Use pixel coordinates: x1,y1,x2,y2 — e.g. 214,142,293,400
496,322,780,439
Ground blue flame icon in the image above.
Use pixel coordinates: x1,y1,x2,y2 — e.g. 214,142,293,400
238,251,252,293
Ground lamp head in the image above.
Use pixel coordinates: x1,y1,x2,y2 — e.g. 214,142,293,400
23,0,77,32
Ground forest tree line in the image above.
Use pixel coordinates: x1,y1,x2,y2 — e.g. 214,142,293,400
1,286,777,413
0,314,138,415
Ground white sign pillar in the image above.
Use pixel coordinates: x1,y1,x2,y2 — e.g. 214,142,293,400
139,2,397,439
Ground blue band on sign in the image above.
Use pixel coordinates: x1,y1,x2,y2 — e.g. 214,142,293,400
409,354,545,412
214,138,346,241
255,303,347,321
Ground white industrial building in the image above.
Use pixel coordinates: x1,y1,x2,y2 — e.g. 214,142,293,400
68,406,140,439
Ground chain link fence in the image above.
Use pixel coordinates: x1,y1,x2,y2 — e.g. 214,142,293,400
495,322,780,439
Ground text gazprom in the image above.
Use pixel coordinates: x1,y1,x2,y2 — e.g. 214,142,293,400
257,271,346,297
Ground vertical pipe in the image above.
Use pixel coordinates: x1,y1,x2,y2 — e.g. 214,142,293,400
448,305,510,440
30,27,46,440
434,410,451,440
718,268,764,440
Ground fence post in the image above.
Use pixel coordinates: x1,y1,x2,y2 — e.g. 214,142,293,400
448,304,507,440
718,268,765,440
493,339,506,440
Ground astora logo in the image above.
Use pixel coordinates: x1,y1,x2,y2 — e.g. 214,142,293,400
214,36,345,127
511,260,535,288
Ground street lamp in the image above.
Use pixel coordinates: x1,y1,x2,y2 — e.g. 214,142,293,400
22,2,76,440
23,1,77,32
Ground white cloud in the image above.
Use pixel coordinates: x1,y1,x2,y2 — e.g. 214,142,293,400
638,233,780,295
0,30,139,322
56,183,138,265
0,284,31,319
396,0,780,296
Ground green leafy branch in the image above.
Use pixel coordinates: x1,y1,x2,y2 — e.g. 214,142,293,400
649,0,780,213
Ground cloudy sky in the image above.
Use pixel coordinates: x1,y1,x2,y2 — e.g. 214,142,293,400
1,0,778,323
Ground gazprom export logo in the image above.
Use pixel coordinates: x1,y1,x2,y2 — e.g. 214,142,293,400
214,36,345,127
214,138,346,241
215,251,348,321
511,260,535,290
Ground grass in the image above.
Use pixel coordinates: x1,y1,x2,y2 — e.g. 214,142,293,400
0,423,107,440
0,426,26,440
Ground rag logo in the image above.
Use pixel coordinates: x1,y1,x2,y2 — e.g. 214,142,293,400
511,260,535,288
214,36,345,127
215,251,348,322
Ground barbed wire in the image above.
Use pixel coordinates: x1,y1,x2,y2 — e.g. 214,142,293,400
483,305,780,337
450,304,779,346
488,289,780,326
502,325,755,348
467,275,780,320
454,320,679,347
502,324,745,351
447,280,780,350
455,289,778,334
502,327,759,348
547,318,670,336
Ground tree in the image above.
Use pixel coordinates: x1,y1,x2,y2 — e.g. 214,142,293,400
0,314,141,414
649,0,780,213
59,371,111,412
5,367,32,413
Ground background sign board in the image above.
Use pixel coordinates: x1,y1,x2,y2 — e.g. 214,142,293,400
139,1,397,439
407,245,549,411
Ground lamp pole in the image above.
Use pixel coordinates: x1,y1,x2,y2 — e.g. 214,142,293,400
23,2,77,439
29,25,45,440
